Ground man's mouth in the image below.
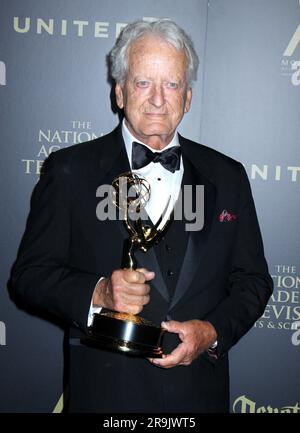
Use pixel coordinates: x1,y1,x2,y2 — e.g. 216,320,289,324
144,112,168,116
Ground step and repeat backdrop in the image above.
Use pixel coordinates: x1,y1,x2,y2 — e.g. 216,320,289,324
0,0,299,413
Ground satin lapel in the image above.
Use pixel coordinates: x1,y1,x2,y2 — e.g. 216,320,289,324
97,124,130,183
135,248,170,302
168,142,217,311
96,125,131,241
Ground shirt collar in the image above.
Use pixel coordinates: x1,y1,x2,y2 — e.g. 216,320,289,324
121,118,180,169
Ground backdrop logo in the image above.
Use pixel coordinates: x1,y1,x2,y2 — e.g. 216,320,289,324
283,23,300,57
0,61,6,86
254,265,300,339
281,20,300,86
233,395,300,413
244,163,300,183
22,120,99,175
0,321,6,346
13,16,160,39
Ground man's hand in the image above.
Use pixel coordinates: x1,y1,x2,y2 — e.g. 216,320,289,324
92,268,155,315
149,319,217,368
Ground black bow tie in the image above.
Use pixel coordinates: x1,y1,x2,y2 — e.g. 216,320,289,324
131,141,181,173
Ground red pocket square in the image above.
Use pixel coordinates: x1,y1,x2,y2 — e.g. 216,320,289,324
219,210,237,222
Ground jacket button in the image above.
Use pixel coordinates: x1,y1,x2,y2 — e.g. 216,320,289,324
167,270,174,276
165,244,172,252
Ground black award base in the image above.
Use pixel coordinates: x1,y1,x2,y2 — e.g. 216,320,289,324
86,311,165,358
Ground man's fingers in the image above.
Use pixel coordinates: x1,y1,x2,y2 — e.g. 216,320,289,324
123,269,145,283
125,283,151,296
123,293,150,307
123,303,143,315
161,320,185,336
108,268,153,313
152,344,186,368
123,269,154,284
136,268,155,281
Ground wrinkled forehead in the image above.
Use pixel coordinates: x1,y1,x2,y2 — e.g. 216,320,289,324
126,35,188,78
127,35,187,61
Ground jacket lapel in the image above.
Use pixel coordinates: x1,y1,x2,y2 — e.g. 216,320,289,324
135,248,170,302
97,124,131,185
168,136,217,311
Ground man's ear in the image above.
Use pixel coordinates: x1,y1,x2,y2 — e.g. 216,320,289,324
115,82,124,109
184,87,192,113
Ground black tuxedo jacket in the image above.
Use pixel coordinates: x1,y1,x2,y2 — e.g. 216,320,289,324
10,125,273,412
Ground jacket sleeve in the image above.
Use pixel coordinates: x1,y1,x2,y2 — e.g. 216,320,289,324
204,164,273,358
9,151,100,332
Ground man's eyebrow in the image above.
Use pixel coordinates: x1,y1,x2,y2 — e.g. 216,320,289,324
132,76,152,81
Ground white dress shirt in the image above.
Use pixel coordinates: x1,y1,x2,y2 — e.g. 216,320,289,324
122,119,184,227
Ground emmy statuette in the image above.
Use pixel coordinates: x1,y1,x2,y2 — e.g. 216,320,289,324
87,172,173,358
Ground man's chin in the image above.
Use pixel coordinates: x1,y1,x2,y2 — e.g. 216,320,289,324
139,126,172,138
126,120,175,143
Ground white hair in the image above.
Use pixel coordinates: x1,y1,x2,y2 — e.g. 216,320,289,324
109,19,199,87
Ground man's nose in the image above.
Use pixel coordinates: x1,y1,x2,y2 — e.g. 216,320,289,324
149,85,165,108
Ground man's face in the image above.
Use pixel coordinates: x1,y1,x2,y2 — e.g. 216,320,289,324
115,36,192,149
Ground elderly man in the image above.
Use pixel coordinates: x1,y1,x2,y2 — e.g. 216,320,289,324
10,20,273,412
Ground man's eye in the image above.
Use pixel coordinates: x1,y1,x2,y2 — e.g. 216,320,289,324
166,82,178,89
136,81,150,88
